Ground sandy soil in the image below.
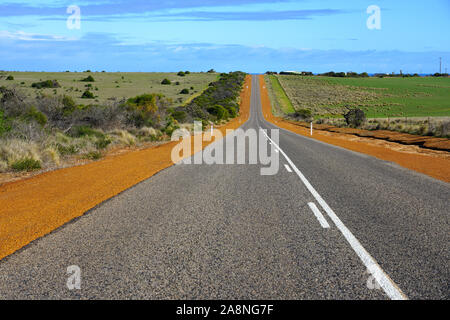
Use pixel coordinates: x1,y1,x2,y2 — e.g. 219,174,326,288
259,75,450,183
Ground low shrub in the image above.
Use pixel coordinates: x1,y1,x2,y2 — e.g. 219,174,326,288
69,125,104,138
225,105,237,118
11,158,41,171
56,144,78,155
6,75,14,81
161,78,171,85
172,110,187,122
344,108,366,127
95,137,112,149
180,88,189,94
62,95,76,113
292,109,312,121
111,130,136,146
81,75,95,82
138,126,158,138
207,105,229,121
42,147,60,165
31,80,60,89
25,106,48,127
83,151,102,160
0,110,11,136
81,90,95,99
0,139,41,165
177,71,186,77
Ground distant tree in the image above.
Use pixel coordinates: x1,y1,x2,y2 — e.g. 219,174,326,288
161,78,171,85
6,75,14,80
184,71,191,75
207,69,216,73
177,71,186,77
180,88,189,94
344,108,366,127
81,75,95,82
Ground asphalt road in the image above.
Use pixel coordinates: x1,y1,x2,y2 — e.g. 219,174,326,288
0,75,448,299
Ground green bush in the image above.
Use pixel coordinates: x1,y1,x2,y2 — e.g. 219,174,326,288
11,158,41,171
172,110,187,122
84,151,102,160
125,93,169,128
6,75,14,80
25,106,47,127
344,108,366,127
56,144,78,155
207,105,229,120
185,71,191,75
177,71,186,77
293,109,312,120
69,125,105,138
81,90,95,99
180,88,189,94
62,95,76,113
161,78,171,85
31,80,60,89
225,105,237,118
81,75,95,82
95,137,111,150
0,112,11,137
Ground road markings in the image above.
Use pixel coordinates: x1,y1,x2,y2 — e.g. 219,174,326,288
260,127,407,300
308,202,330,228
284,164,292,173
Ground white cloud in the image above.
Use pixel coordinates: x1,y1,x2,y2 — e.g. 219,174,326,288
0,30,76,41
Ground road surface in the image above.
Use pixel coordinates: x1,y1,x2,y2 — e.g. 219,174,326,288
0,75,448,299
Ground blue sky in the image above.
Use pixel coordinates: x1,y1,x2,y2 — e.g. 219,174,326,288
0,0,449,73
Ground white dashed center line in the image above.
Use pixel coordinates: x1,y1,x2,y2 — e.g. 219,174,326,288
260,127,407,300
308,202,330,229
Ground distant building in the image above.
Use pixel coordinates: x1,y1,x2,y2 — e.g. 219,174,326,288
280,71,312,76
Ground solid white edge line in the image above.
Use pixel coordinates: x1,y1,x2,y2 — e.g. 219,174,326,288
260,127,407,300
284,164,293,173
307,202,330,229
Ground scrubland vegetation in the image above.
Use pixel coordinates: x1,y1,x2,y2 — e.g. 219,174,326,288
0,71,246,173
0,71,217,105
265,74,450,139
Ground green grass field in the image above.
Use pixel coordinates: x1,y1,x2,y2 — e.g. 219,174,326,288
273,75,450,118
0,71,218,106
266,75,295,114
